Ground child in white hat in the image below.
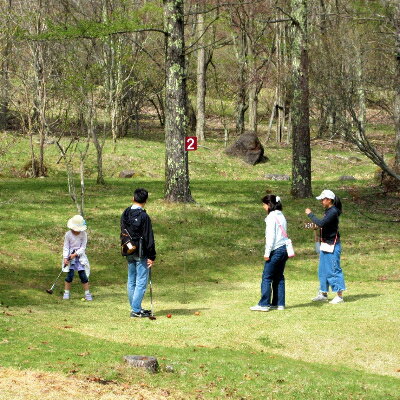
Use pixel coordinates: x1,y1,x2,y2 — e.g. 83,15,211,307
62,215,92,300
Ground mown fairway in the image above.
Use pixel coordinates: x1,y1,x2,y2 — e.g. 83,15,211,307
0,131,399,399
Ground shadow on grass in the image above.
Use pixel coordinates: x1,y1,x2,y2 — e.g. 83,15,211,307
288,293,381,309
287,301,327,309
343,293,381,302
153,307,210,316
1,178,398,309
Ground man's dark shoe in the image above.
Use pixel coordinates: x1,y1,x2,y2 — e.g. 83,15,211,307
130,310,150,318
141,309,151,315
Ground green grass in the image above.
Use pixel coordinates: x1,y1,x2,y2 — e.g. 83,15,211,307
0,130,399,399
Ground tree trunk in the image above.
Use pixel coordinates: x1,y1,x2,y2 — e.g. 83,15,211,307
233,30,248,136
195,9,206,141
394,3,400,168
290,0,312,198
0,0,11,131
86,95,105,185
248,84,258,133
30,0,48,177
163,0,193,202
247,22,258,134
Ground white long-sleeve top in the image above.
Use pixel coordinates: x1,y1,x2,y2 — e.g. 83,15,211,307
264,210,288,258
62,230,89,266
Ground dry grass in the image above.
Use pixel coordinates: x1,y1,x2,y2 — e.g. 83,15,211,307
0,367,182,400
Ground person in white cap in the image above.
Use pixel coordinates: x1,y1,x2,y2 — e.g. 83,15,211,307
62,215,92,301
250,194,289,312
305,190,346,304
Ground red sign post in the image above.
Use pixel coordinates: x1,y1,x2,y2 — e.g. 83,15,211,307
185,136,198,151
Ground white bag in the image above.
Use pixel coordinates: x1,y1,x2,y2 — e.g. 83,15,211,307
285,239,295,258
320,242,335,253
274,217,295,258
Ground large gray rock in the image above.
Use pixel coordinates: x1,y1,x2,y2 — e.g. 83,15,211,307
225,131,268,165
339,175,356,181
124,355,159,373
119,170,135,178
265,174,290,181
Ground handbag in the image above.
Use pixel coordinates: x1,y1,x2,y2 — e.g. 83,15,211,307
320,230,338,253
275,217,295,258
121,229,138,256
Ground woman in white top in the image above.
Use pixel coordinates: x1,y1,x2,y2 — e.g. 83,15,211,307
250,195,289,312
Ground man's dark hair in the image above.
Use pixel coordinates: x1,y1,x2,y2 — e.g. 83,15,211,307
261,194,282,213
134,188,148,204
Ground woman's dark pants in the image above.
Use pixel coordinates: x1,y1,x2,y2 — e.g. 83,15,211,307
259,245,288,307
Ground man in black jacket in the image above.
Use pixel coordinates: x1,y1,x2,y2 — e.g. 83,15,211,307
121,188,156,318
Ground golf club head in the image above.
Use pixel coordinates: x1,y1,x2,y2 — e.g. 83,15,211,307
46,289,53,294
149,315,156,320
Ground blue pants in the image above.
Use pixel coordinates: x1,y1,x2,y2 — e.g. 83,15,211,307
127,258,149,313
318,242,346,292
258,245,288,307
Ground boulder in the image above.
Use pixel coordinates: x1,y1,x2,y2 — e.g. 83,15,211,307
265,174,290,181
225,131,268,165
119,170,135,178
339,175,356,181
124,355,159,373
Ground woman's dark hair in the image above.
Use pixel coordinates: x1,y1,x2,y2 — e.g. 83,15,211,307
134,188,149,204
333,195,342,215
261,194,282,214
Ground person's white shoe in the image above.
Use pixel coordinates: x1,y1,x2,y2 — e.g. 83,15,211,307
329,296,344,304
312,292,328,302
250,305,270,312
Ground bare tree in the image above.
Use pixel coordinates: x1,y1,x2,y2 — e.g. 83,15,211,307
195,5,206,141
0,0,12,131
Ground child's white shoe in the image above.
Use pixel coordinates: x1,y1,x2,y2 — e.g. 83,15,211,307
85,293,93,301
63,292,70,300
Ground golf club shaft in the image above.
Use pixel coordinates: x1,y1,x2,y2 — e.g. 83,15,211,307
149,267,154,316
50,270,63,291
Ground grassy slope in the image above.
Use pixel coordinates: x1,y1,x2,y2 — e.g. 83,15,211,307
0,131,399,399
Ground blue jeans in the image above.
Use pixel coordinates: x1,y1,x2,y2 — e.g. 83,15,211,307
127,258,149,312
318,242,346,293
259,245,288,307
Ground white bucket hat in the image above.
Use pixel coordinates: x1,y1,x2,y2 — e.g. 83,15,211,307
316,189,335,200
67,215,87,231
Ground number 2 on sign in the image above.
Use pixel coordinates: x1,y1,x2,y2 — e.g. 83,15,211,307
185,136,197,151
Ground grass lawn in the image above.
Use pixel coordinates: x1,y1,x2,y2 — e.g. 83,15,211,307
0,129,399,399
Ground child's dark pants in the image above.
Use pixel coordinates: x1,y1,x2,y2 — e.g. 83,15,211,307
65,269,88,284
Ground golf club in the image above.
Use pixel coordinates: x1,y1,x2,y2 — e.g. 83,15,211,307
148,267,156,320
46,269,63,294
46,251,75,294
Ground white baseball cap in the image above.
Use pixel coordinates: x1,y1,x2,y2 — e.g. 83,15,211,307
316,189,335,200
67,215,87,231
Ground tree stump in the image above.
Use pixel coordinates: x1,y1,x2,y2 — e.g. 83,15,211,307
123,355,159,373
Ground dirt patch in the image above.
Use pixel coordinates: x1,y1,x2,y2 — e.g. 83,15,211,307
0,367,181,400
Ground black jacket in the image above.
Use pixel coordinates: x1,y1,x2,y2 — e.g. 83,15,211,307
308,206,341,245
120,206,156,260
